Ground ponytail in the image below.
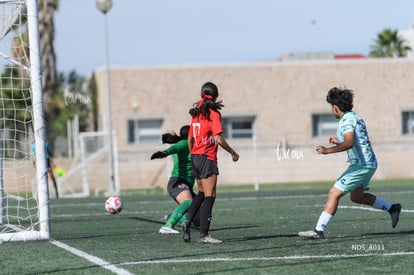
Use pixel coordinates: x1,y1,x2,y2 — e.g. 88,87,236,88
189,82,224,118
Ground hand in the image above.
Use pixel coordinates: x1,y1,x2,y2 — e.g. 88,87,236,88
329,136,339,145
231,151,239,162
316,146,328,154
150,151,168,160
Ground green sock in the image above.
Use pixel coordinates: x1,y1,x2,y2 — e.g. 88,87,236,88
177,214,187,225
165,200,192,227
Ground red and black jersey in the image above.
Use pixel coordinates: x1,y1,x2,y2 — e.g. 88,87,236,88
189,109,223,161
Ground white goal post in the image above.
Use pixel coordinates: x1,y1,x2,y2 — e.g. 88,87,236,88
57,131,120,198
0,0,50,242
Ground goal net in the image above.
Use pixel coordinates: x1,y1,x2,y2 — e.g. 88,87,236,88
58,131,120,198
0,0,50,242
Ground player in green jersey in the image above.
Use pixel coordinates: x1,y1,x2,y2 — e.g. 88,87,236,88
299,87,402,239
151,125,199,234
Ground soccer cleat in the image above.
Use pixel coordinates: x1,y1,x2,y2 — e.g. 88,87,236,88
197,235,223,244
388,203,402,228
159,226,180,234
181,220,191,242
298,229,324,239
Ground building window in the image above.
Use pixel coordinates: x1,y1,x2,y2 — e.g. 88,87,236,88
222,116,255,139
312,114,337,137
127,118,163,144
402,111,414,135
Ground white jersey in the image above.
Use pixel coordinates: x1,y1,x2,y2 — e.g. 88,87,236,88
337,112,377,168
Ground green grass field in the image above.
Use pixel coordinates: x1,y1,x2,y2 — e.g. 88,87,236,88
1,180,413,274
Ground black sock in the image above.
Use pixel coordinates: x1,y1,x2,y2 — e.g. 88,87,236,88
200,196,216,237
186,192,204,222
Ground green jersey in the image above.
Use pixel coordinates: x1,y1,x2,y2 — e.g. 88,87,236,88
337,112,377,169
166,139,194,186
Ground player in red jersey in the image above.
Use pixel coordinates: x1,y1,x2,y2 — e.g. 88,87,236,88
181,82,239,244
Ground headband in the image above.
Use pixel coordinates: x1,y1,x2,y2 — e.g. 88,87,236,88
196,94,214,108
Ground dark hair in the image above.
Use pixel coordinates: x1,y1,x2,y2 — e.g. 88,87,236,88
189,82,224,118
161,125,189,144
326,87,354,112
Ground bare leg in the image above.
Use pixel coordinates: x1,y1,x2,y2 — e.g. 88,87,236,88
349,187,375,205
323,186,344,215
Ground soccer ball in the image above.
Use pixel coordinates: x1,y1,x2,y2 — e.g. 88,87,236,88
105,196,123,214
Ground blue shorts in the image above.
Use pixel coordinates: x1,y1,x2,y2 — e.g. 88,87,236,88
334,165,377,195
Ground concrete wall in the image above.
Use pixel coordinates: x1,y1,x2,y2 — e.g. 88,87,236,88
94,58,414,189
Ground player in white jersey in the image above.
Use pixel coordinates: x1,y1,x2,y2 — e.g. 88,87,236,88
299,87,402,239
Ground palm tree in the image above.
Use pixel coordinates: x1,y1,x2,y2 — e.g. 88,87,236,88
369,28,411,58
38,0,58,135
10,0,59,133
0,0,59,155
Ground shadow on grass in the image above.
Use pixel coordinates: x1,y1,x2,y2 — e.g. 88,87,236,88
128,216,164,225
210,224,299,241
224,233,298,242
127,218,265,231
36,264,122,275
358,229,414,238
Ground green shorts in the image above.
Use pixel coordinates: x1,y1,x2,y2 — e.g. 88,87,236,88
334,165,377,195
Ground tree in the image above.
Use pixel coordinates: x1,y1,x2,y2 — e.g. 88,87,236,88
0,67,32,158
369,28,411,58
0,67,31,128
9,0,59,138
88,72,99,132
1,1,98,156
38,0,59,136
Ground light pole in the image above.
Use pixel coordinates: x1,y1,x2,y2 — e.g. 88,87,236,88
310,19,320,51
96,0,115,194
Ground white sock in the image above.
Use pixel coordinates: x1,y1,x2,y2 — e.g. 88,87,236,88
372,197,392,211
315,211,333,232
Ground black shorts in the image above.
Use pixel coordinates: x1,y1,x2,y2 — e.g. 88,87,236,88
191,154,219,179
167,177,195,202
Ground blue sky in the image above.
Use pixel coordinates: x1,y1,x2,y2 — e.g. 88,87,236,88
55,0,414,75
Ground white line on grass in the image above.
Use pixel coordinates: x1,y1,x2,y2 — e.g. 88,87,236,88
50,240,134,275
51,190,414,208
121,251,414,265
50,205,414,219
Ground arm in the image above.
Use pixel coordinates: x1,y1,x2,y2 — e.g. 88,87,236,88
150,150,169,160
151,140,185,160
316,132,354,154
214,134,239,162
328,136,340,145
